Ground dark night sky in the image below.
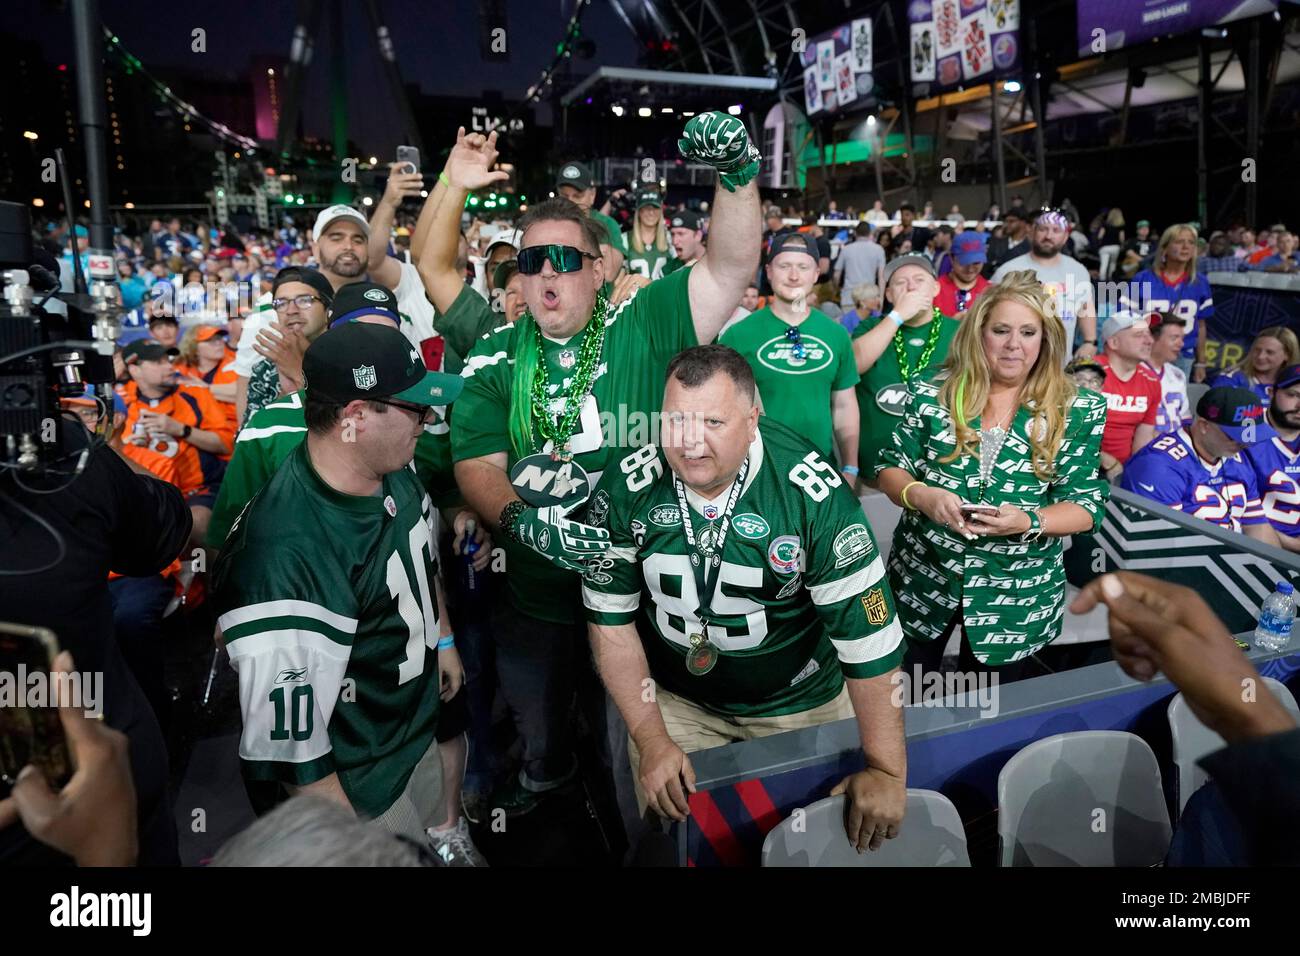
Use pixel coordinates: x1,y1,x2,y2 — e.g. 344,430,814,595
14,0,641,153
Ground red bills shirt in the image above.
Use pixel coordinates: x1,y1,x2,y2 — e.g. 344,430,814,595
1096,354,1161,463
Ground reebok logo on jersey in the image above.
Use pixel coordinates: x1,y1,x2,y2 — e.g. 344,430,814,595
789,657,820,686
275,667,308,684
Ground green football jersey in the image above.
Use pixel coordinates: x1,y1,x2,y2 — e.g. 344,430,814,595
452,265,698,625
208,391,456,549
720,307,859,460
623,233,675,280
851,313,959,477
434,283,500,366
583,419,903,717
211,443,444,819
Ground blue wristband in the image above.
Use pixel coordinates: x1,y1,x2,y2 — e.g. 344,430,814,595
437,635,455,650
842,465,860,476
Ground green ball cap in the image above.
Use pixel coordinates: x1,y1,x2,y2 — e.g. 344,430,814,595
303,323,463,407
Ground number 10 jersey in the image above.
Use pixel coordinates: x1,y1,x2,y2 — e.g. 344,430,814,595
212,443,443,819
583,419,904,717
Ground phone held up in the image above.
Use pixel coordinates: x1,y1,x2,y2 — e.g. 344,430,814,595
0,623,73,792
395,145,420,176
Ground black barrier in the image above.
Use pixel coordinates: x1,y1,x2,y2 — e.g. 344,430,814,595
1204,272,1300,369
1064,485,1300,635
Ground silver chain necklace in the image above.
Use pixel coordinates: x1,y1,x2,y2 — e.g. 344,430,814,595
977,403,1016,495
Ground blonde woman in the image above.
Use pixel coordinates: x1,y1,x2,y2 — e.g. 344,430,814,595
174,322,238,408
1209,325,1300,404
623,186,673,279
1125,222,1213,381
876,271,1109,682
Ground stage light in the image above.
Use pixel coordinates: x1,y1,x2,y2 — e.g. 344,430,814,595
638,107,652,117
369,156,378,165
867,115,877,126
362,196,374,207
32,198,44,207
661,107,672,113
296,197,304,205
420,190,428,198
728,104,742,115
284,194,295,204
1003,80,1021,93
124,202,134,209
22,131,38,141
611,104,624,116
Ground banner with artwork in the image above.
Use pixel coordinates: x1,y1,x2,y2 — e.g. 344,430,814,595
1075,0,1277,58
800,18,875,117
909,0,1019,90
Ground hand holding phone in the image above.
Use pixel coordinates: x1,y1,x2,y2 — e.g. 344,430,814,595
395,145,421,176
959,502,1000,516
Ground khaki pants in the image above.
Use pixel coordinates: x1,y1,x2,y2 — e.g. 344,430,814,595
627,684,854,813
370,734,445,841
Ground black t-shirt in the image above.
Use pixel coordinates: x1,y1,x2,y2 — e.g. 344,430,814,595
0,421,191,864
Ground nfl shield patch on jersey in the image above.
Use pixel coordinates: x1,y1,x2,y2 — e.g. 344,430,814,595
861,587,889,626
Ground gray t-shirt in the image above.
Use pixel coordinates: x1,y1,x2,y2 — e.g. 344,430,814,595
835,239,886,305
990,253,1094,360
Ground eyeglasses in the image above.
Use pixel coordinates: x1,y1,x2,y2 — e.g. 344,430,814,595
371,397,437,425
273,294,326,311
784,325,807,362
516,244,597,276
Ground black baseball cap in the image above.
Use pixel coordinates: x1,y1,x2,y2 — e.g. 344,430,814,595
328,282,401,329
555,161,594,192
273,266,335,305
122,340,172,365
304,323,463,406
766,232,819,264
1275,364,1300,391
669,209,703,231
1197,386,1265,442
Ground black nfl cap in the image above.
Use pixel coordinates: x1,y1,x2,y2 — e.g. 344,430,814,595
766,231,819,264
555,161,594,191
669,209,702,231
328,282,400,329
273,266,335,305
1197,386,1265,443
304,323,462,407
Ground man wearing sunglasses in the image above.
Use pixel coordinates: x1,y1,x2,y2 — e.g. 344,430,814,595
722,233,861,487
437,113,761,816
213,323,474,849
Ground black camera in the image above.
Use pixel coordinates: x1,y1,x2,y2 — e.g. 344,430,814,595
0,201,119,472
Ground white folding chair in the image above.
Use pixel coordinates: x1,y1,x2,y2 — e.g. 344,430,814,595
1168,676,1300,813
761,790,970,867
997,731,1171,866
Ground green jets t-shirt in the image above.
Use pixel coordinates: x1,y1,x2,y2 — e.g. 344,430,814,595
720,307,858,460
851,313,960,477
624,232,675,280
452,265,698,625
211,442,443,819
208,391,457,549
590,210,626,256
583,420,903,717
434,283,501,365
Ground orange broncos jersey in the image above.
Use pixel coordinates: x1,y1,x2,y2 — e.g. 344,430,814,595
121,381,234,497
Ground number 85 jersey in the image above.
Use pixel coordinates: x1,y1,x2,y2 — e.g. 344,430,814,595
582,419,904,718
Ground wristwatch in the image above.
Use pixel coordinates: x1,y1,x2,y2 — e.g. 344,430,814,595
1019,507,1044,543
181,424,192,439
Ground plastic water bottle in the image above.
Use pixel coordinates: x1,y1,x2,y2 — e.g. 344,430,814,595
462,518,481,594
1254,581,1295,652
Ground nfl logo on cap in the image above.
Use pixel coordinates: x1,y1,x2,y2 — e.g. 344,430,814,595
353,365,377,390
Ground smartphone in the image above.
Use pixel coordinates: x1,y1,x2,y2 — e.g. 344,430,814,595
395,145,420,176
960,502,1000,516
0,623,72,790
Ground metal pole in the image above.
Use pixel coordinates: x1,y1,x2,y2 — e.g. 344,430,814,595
1027,21,1049,203
329,0,350,203
1245,19,1260,227
872,123,885,200
70,0,111,252
990,84,1007,213
1197,35,1211,229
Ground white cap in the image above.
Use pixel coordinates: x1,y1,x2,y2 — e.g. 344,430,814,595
312,204,370,243
1101,310,1147,342
485,228,523,254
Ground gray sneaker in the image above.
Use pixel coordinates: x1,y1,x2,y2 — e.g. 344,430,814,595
426,817,489,867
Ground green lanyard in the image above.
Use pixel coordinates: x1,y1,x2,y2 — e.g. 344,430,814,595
891,308,944,381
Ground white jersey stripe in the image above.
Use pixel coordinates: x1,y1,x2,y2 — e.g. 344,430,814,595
808,556,885,606
218,599,359,635
223,628,356,661
461,350,509,378
830,618,904,665
582,586,640,613
237,424,308,443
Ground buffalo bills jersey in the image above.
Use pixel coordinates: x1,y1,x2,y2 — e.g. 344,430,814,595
1122,271,1214,360
1245,434,1300,538
1121,429,1265,531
